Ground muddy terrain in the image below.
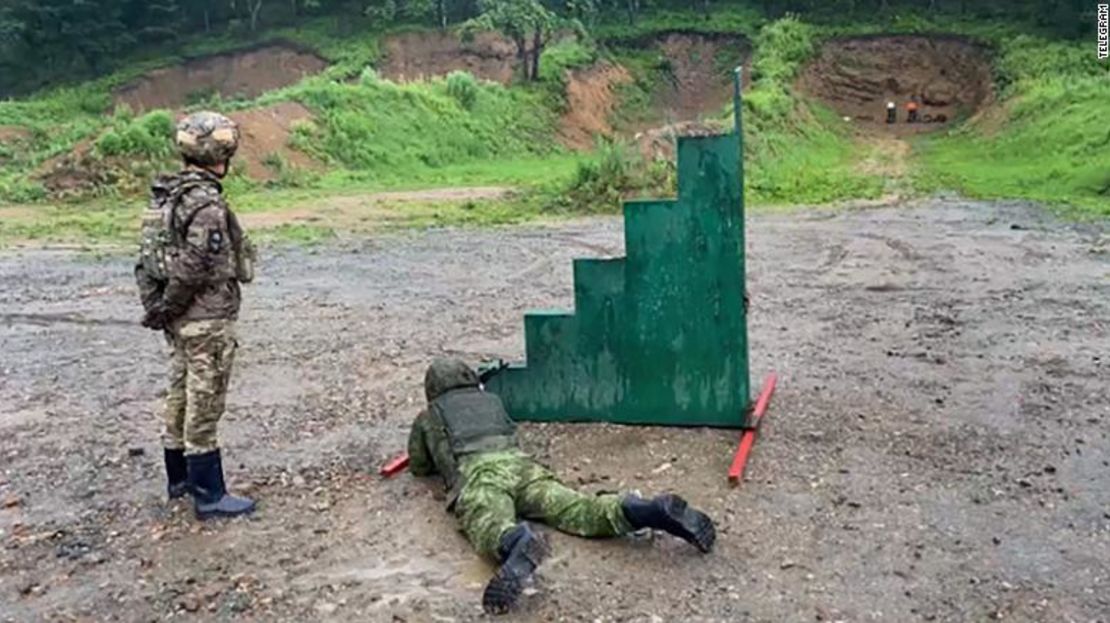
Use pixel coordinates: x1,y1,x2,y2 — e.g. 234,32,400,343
1,198,1108,622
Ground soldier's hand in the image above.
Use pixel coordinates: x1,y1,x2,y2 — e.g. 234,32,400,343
141,306,167,331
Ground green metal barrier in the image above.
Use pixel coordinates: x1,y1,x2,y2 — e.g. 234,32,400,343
484,69,750,427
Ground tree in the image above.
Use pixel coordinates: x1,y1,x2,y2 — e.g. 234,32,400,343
463,0,566,81
231,0,267,31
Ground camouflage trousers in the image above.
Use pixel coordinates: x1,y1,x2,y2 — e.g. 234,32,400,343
455,450,632,559
162,319,238,455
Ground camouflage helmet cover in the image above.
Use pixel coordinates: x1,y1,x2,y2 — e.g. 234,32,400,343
175,111,240,166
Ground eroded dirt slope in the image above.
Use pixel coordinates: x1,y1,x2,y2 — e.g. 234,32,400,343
113,43,328,112
655,32,751,124
230,102,320,181
799,35,993,132
1,199,1108,621
377,31,519,84
558,62,632,149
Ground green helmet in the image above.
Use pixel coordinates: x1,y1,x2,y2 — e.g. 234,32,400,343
175,111,240,166
424,358,480,402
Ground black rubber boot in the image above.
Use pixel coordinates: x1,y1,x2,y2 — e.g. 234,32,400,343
186,450,256,520
164,448,189,499
482,523,549,615
621,494,716,553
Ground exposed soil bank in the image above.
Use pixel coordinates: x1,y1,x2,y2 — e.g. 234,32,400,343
559,62,632,149
377,31,519,84
1,199,1107,620
113,43,328,112
230,102,320,181
799,35,994,133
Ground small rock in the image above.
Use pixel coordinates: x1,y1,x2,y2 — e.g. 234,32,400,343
780,560,797,570
181,595,200,612
1043,465,1056,474
17,579,39,595
651,462,672,475
2,495,20,508
127,447,145,457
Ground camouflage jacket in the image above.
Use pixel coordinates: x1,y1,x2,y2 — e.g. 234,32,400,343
136,169,244,325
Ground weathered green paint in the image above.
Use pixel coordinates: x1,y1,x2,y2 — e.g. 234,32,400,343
485,75,749,427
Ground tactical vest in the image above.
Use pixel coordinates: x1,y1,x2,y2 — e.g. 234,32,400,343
432,387,517,457
139,179,255,286
138,182,184,284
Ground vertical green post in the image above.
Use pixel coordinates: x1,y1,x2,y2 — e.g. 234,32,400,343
485,71,751,427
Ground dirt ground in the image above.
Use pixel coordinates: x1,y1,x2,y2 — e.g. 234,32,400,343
1,198,1108,622
798,35,994,134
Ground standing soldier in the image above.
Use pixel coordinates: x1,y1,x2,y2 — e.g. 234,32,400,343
135,111,256,520
906,98,920,123
407,358,716,615
886,100,897,124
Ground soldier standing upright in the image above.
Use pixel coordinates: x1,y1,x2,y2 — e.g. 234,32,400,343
407,358,716,615
135,111,256,520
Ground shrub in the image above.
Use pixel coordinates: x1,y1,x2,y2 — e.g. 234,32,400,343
359,66,380,87
95,110,175,159
445,71,480,110
547,138,672,213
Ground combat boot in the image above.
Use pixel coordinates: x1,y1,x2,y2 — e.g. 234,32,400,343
186,449,256,520
621,494,716,553
163,448,189,499
482,523,549,615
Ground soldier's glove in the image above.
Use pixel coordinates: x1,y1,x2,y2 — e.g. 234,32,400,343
141,305,168,331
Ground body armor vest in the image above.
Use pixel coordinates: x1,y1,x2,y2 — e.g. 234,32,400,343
432,387,517,457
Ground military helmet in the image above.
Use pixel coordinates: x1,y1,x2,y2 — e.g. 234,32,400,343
175,111,240,166
424,358,480,402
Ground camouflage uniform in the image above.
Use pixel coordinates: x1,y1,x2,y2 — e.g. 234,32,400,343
163,318,238,454
141,169,243,455
137,111,256,520
409,358,715,614
407,362,632,559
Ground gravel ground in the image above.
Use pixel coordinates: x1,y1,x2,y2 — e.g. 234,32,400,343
1,197,1108,622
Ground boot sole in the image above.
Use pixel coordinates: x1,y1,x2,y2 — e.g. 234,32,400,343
661,495,716,553
195,503,256,521
482,533,550,614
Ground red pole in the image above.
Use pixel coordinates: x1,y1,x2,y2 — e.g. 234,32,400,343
380,453,410,477
728,373,777,486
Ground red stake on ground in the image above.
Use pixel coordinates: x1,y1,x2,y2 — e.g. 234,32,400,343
380,453,410,477
728,373,778,487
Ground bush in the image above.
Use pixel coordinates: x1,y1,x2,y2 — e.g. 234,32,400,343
546,138,672,213
445,71,480,110
359,66,380,87
95,109,175,159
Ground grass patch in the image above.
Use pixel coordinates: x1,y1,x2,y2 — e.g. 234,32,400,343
913,31,1109,215
737,16,883,204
